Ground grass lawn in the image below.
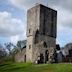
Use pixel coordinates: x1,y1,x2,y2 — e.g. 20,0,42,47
0,63,72,72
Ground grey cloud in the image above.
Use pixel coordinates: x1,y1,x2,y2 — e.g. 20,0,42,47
9,0,72,28
2,0,72,46
49,0,72,12
9,0,52,10
0,11,25,37
9,0,72,11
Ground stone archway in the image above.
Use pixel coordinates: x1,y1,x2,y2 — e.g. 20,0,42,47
45,50,49,63
34,30,39,44
40,53,44,63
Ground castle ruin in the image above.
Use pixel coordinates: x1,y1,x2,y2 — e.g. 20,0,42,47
26,4,57,63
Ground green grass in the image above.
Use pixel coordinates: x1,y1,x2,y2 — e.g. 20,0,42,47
0,63,72,72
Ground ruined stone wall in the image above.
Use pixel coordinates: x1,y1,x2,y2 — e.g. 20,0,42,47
15,48,26,62
32,38,56,63
26,4,57,63
32,41,55,63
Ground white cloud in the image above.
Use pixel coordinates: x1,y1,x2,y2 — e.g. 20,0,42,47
9,0,72,28
10,33,27,45
9,0,72,11
0,11,25,37
10,35,19,44
9,0,48,10
57,6,72,28
49,0,72,12
52,6,72,46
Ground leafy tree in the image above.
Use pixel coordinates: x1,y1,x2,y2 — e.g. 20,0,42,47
4,42,16,62
5,42,15,54
0,44,7,63
16,40,27,50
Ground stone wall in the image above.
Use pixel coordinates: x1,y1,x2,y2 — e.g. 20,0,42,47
32,41,56,63
26,4,57,63
15,48,26,62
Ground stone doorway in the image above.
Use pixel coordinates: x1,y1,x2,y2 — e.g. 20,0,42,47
40,53,44,63
45,50,48,63
24,55,26,62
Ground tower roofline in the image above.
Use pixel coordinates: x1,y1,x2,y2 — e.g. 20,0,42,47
27,4,57,12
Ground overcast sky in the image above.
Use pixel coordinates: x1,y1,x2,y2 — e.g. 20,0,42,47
0,0,72,47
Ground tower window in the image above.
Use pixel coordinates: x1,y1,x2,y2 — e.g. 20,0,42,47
35,30,39,44
43,42,47,48
29,45,31,49
29,29,31,33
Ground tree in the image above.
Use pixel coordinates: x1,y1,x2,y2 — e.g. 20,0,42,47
16,40,27,49
4,42,16,62
0,44,7,63
5,42,16,54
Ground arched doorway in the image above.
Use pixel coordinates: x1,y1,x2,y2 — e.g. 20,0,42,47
45,50,49,63
24,55,26,62
34,30,39,44
40,53,44,63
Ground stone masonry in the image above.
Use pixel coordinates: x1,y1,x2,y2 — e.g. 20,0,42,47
26,4,57,63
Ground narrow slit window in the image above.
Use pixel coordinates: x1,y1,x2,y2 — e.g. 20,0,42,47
29,29,31,33
29,45,31,49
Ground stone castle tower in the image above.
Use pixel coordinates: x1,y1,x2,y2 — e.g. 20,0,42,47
26,4,57,63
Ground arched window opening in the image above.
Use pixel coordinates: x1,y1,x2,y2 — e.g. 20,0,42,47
29,45,31,49
35,30,39,44
29,29,31,33
43,42,47,48
45,50,49,63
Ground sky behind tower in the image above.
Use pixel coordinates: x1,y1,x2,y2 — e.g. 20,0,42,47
0,0,72,47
